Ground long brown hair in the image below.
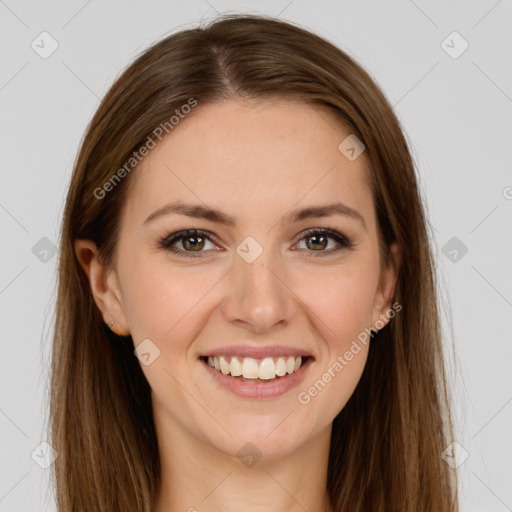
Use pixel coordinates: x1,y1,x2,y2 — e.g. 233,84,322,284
48,13,459,511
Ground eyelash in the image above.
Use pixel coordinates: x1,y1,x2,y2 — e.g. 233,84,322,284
157,228,354,258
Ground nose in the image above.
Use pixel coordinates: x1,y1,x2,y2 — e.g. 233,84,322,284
222,249,295,333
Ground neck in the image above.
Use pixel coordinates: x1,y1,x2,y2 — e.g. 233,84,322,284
153,406,334,512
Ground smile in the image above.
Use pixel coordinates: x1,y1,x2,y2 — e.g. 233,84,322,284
200,355,314,399
204,355,304,381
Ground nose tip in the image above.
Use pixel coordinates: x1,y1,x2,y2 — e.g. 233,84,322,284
222,250,292,332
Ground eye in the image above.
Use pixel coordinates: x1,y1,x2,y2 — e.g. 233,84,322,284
294,228,354,257
158,229,220,258
158,227,354,259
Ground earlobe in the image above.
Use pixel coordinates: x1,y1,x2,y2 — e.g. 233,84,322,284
74,239,131,336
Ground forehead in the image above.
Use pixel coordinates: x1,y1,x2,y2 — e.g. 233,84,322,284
122,98,374,231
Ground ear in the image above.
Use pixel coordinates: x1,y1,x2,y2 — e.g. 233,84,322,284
371,242,401,330
74,239,131,336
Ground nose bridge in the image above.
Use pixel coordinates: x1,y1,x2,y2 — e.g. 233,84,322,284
223,241,292,331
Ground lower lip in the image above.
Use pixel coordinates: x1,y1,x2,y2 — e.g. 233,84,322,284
200,357,314,399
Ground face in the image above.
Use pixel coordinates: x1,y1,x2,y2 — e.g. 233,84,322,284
77,98,400,460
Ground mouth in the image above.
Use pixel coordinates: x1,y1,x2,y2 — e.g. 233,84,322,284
199,355,314,382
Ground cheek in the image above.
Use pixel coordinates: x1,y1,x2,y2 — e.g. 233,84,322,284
119,254,225,346
294,260,379,347
119,256,233,356
286,261,378,418
295,269,373,421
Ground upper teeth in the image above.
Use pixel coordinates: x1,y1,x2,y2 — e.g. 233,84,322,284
207,355,303,379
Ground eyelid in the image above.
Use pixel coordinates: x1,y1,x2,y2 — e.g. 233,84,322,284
295,227,352,244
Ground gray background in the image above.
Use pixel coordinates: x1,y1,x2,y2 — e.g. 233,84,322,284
1,1,511,510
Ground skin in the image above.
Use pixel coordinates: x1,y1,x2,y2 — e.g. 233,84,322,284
75,98,401,512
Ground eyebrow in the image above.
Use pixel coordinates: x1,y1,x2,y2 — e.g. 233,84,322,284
143,200,367,231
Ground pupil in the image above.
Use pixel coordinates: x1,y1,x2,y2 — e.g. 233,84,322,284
183,236,204,251
307,235,327,251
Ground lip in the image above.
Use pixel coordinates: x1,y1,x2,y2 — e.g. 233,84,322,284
200,356,314,399
199,344,314,360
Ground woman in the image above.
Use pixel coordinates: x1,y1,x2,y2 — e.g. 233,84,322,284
49,13,459,511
